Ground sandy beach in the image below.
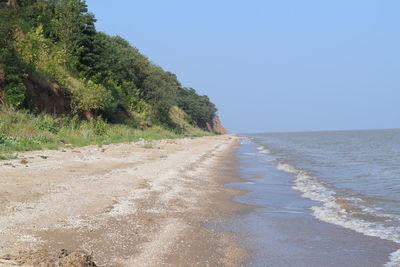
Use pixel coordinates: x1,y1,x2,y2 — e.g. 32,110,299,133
0,135,251,266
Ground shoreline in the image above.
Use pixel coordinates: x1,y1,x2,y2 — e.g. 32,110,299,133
162,139,254,266
0,135,253,266
219,135,399,267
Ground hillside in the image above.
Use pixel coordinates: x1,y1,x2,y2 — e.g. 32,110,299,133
0,0,226,152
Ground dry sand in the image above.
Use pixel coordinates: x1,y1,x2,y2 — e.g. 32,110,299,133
0,135,251,266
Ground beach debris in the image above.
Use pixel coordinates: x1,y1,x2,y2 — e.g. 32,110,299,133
0,249,97,267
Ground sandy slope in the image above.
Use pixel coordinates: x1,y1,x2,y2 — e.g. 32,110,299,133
0,135,249,266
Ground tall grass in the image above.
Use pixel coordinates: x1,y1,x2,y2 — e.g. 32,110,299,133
0,106,212,158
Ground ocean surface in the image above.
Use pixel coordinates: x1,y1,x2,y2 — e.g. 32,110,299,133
210,129,400,266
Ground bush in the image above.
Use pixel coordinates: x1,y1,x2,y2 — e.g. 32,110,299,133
0,136,20,145
34,116,59,134
71,79,113,113
4,74,26,109
90,117,108,136
62,115,80,130
0,119,9,139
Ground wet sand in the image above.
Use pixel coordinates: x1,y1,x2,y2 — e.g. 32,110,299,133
0,135,252,266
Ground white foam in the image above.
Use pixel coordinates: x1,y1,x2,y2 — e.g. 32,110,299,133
278,163,335,202
257,145,271,154
276,161,400,266
277,162,299,174
385,249,400,267
239,138,252,145
312,203,400,242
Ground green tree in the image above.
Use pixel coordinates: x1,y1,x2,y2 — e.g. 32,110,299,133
4,74,26,108
17,25,69,86
0,6,19,69
18,0,56,36
0,0,219,133
177,87,217,128
52,0,92,66
141,66,178,117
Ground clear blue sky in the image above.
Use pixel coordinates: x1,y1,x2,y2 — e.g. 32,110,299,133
86,0,399,133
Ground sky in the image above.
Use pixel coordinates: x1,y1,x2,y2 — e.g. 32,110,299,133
86,0,400,133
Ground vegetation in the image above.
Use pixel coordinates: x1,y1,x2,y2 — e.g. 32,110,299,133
0,105,212,158
0,0,221,156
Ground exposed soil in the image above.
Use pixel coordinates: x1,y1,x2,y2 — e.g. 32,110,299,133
206,115,228,135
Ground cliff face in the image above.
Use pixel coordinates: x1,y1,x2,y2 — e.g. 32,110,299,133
23,77,71,116
206,115,228,135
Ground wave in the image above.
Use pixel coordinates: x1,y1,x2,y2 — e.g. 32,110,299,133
386,250,400,267
257,145,271,154
239,138,252,145
276,162,400,266
277,163,335,202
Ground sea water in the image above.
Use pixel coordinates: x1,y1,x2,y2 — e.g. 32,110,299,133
212,129,400,266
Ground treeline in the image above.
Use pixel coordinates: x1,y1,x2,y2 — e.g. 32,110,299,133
0,0,218,131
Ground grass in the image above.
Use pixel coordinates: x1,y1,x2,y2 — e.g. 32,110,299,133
0,106,213,159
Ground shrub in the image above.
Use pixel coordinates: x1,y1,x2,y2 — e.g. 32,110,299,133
0,136,20,145
0,119,9,139
4,75,26,109
90,117,108,136
34,116,59,134
71,79,113,113
125,117,141,129
62,115,80,130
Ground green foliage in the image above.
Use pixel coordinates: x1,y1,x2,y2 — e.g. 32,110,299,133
71,79,112,113
177,88,217,128
0,8,24,78
88,33,146,85
141,67,178,117
0,106,202,156
4,75,26,109
89,117,108,136
33,115,59,134
62,114,80,130
18,0,56,37
0,0,219,138
52,0,90,56
0,8,17,49
126,88,150,115
17,25,69,86
0,119,9,139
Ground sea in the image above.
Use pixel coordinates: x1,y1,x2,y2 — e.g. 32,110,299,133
210,129,400,266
